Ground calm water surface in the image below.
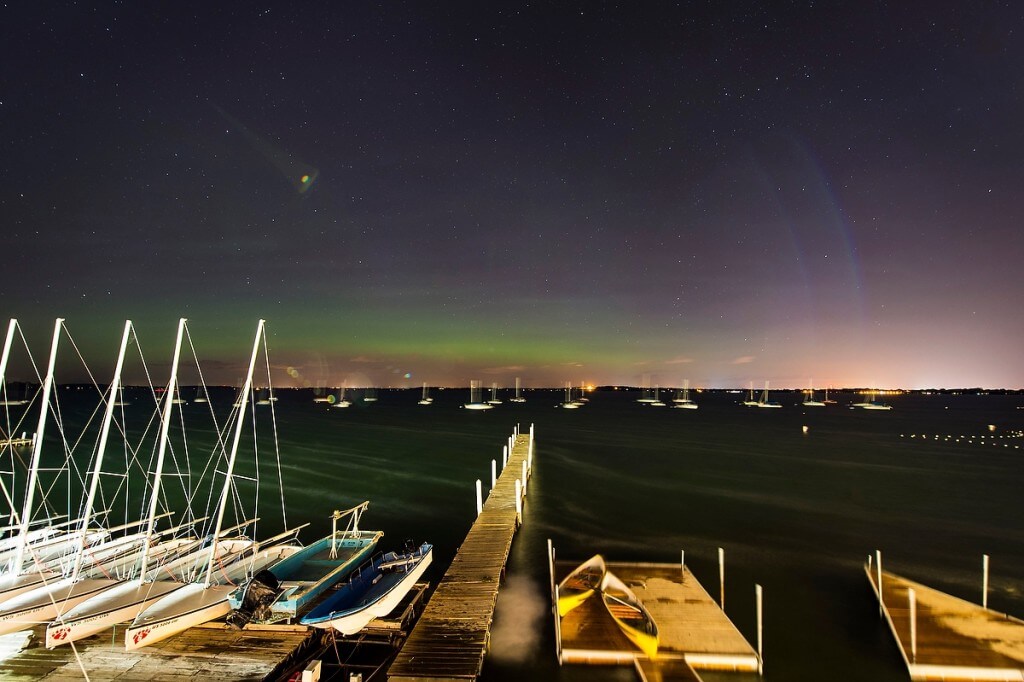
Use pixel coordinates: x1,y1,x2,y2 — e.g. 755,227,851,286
25,388,1024,681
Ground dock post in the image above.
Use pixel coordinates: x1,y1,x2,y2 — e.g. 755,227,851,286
983,554,990,610
475,479,483,516
756,583,764,674
503,445,508,468
521,460,528,495
719,547,725,611
515,480,522,524
680,549,685,571
876,550,883,616
508,436,513,457
491,459,497,489
909,587,917,662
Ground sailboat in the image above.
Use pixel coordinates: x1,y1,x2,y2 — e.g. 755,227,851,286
649,385,666,407
857,388,893,410
486,382,503,405
362,388,377,403
601,570,659,659
823,385,838,405
193,385,209,404
509,377,526,403
332,384,351,408
802,380,826,407
227,502,382,626
741,381,760,407
557,554,605,617
463,380,493,410
636,374,656,403
124,320,305,650
560,382,580,409
755,380,782,408
301,541,432,635
0,321,187,635
672,379,698,409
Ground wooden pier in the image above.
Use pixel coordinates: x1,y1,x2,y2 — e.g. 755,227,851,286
387,425,534,681
0,621,315,681
866,562,1024,681
552,554,761,680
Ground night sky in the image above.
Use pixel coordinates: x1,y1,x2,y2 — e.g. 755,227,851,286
3,2,1023,389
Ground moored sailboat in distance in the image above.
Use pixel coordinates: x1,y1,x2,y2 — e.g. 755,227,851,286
672,379,698,409
741,381,760,407
755,380,782,408
649,385,666,407
463,380,493,410
856,388,893,410
509,376,526,403
332,384,351,408
487,382,502,405
802,380,826,407
560,381,580,409
418,382,433,405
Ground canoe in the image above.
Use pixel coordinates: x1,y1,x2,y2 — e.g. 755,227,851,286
600,570,659,659
301,542,431,635
556,554,605,617
227,529,382,624
124,543,300,650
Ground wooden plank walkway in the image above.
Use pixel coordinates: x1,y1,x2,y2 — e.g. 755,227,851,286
866,563,1024,680
554,558,760,673
0,622,314,681
387,426,533,681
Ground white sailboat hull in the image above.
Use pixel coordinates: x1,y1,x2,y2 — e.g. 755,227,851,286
0,569,61,606
124,582,235,650
125,544,299,650
0,577,122,636
47,577,187,648
45,538,254,648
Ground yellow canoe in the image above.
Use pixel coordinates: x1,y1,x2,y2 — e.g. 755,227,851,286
556,554,606,617
600,569,659,659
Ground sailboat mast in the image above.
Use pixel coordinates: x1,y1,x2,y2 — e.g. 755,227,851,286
12,318,64,574
70,320,133,581
0,320,22,526
203,319,265,588
138,318,187,578
0,319,17,401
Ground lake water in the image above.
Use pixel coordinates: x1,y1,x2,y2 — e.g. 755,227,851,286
12,387,1024,681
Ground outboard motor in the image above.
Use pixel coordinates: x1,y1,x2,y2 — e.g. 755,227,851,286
226,569,281,629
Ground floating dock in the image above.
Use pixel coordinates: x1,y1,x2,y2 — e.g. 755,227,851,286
866,562,1024,681
387,425,534,681
0,621,315,681
552,554,760,680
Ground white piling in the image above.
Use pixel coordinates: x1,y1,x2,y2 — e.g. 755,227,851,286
983,554,990,610
756,583,764,674
876,550,883,616
515,480,522,523
719,547,725,611
503,445,508,468
475,479,483,516
681,550,685,572
909,587,917,662
508,436,513,456
491,459,497,489
521,460,528,495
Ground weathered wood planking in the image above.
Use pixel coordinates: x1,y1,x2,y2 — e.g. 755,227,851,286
0,622,314,681
388,431,532,681
867,565,1024,680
